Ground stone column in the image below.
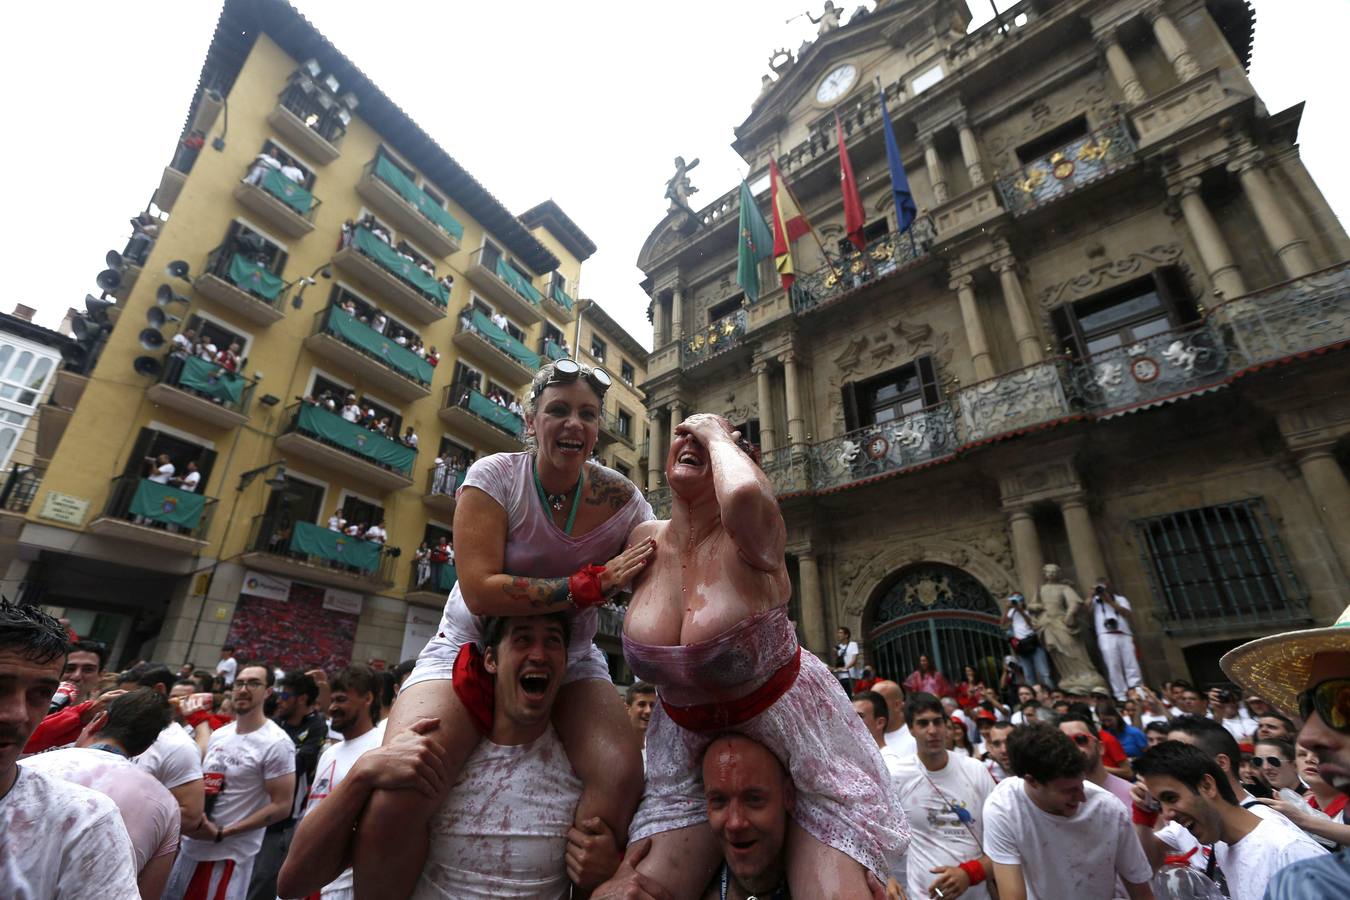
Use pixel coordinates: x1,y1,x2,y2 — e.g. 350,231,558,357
797,551,828,657
652,295,666,348
1293,446,1350,579
1170,177,1247,299
923,137,950,205
1229,151,1317,279
1006,505,1044,600
957,120,986,186
670,286,684,343
1095,30,1149,105
1147,4,1201,81
646,410,664,492
992,257,1043,367
670,400,684,433
753,361,778,452
951,274,995,381
1060,494,1110,588
780,351,805,448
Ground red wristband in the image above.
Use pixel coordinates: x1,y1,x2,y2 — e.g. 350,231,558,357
568,564,607,610
958,860,986,885
185,709,212,729
1133,804,1159,827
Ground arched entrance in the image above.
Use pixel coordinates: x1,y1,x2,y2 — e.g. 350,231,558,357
866,563,1006,686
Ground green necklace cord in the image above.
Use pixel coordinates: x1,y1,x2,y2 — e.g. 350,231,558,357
534,462,584,535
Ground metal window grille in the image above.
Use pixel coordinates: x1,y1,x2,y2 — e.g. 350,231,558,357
1133,498,1310,633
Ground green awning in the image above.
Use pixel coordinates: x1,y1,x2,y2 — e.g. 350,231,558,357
465,390,523,436
261,168,314,214
295,403,417,473
326,309,434,384
176,356,245,405
129,479,206,529
470,309,539,369
494,257,542,305
289,520,382,572
228,254,285,301
549,282,574,311
373,155,464,241
543,340,568,361
351,227,449,306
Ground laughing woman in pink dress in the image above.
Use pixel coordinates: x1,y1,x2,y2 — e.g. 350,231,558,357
603,414,909,899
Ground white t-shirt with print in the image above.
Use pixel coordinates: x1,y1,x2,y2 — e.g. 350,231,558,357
1,766,140,900
1215,817,1327,900
893,751,997,900
302,721,386,897
133,721,205,789
983,777,1152,900
181,719,295,862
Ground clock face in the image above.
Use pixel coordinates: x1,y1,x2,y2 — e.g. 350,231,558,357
816,64,857,103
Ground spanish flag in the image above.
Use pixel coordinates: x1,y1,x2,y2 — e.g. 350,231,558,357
770,160,812,290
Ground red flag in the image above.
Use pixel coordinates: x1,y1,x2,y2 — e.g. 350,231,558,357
771,160,811,290
837,113,866,252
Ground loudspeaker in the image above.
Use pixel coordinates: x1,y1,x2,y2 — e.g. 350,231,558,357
157,284,189,306
133,356,163,378
165,260,191,281
96,269,122,292
139,328,165,351
147,308,181,329
105,250,125,271
85,296,114,322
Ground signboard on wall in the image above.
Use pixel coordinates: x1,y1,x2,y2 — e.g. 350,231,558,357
322,588,363,615
242,570,292,602
401,606,440,662
38,492,89,526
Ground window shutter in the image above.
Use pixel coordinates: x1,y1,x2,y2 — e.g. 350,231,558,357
916,355,940,407
842,382,860,432
1155,266,1199,325
195,447,218,488
122,429,159,479
1050,305,1085,357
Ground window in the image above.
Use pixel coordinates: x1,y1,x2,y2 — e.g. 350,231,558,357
836,218,890,256
1015,116,1088,165
590,336,607,362
620,360,635,384
481,240,503,269
123,427,218,487
470,294,493,317
340,495,385,532
842,357,940,429
217,221,287,275
707,295,743,323
730,419,762,448
1051,269,1196,357
395,240,432,271
617,409,632,439
1134,499,1306,627
504,320,526,344
543,323,565,346
377,146,415,181
487,380,517,405
437,437,475,469
549,272,567,296
614,461,631,479
261,139,314,188
0,345,55,408
421,183,446,208
910,64,945,95
184,316,249,360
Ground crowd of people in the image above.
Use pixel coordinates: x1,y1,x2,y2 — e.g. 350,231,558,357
243,147,308,190
338,213,453,300
326,509,389,545
5,360,1348,900
335,297,440,367
299,390,419,450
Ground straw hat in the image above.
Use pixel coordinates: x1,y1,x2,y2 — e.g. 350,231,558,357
1220,602,1350,717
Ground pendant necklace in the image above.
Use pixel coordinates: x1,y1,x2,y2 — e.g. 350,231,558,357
534,463,584,535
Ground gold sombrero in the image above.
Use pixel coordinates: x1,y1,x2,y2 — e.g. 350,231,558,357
1220,602,1350,718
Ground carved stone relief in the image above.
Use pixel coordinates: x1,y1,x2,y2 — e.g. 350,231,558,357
1038,244,1185,309
825,317,955,435
983,80,1111,173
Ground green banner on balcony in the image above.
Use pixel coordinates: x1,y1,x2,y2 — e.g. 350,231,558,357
261,168,314,214
465,390,523,436
128,479,206,529
295,403,417,473
543,340,567,361
351,228,449,306
326,309,433,384
373,156,464,241
289,520,382,572
437,563,457,591
228,254,284,301
494,257,542,304
470,310,539,369
177,356,245,405
549,283,574,311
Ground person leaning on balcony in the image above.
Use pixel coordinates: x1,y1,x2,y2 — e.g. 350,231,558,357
439,273,454,294
278,156,305,185
174,461,201,493
348,359,656,898
401,427,419,449
340,396,361,423
338,219,354,250
427,347,440,367
327,509,346,533
371,312,387,335
364,521,387,544
216,342,241,374
490,309,509,331
243,147,282,186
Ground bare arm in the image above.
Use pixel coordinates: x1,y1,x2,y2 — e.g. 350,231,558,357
169,779,204,833
992,862,1027,900
1124,879,1155,900
682,416,784,571
219,772,294,838
138,852,175,900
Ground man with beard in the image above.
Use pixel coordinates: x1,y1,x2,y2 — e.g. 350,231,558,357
1059,711,1134,808
984,721,1015,782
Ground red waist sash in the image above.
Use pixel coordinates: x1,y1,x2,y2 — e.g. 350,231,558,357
660,644,801,732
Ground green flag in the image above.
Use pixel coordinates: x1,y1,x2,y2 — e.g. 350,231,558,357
736,180,774,302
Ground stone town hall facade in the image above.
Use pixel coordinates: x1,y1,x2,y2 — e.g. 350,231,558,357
636,0,1350,688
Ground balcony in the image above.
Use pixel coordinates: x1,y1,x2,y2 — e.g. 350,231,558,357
274,403,415,493
156,166,188,213
544,282,576,323
406,560,458,608
790,219,937,316
241,516,395,591
423,464,466,519
468,247,545,326
356,156,463,259
1130,69,1236,149
1207,261,1350,374
451,309,539,387
232,168,320,239
539,337,570,362
596,604,625,640
1064,322,1229,420
597,408,633,448
439,385,523,454
332,227,450,325
809,406,958,493
954,359,1076,446
304,307,433,403
194,248,288,326
86,475,217,553
267,85,346,164
995,120,1136,217
145,355,255,429
682,308,748,368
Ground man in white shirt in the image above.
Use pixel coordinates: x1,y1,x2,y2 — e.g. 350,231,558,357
215,644,238,687
983,723,1153,899
490,309,509,331
892,693,997,900
1208,688,1258,743
176,461,202,493
1003,592,1055,689
130,665,205,833
148,453,176,484
279,160,305,184
163,662,297,900
0,599,140,900
1133,741,1325,900
872,680,917,757
327,510,346,532
363,521,387,544
833,626,861,693
1089,581,1143,701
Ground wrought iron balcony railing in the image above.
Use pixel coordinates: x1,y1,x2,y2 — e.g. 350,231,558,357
995,120,1136,216
247,514,396,585
809,405,958,492
790,218,938,314
0,465,43,513
278,82,348,145
1065,321,1228,418
682,308,747,367
1208,260,1350,373
99,474,218,540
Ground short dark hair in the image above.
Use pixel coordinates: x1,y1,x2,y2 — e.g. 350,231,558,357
0,598,69,666
1144,720,1171,737
192,672,215,693
481,613,571,653
1257,712,1297,734
67,639,108,671
1134,740,1238,805
837,626,851,638
236,661,275,686
853,690,888,723
988,720,1016,738
1008,724,1087,783
1254,737,1296,761
332,664,381,723
1167,715,1241,777
135,664,176,693
1058,710,1099,737
905,692,946,725
1171,680,1194,692
100,688,173,757
626,681,656,705
391,659,416,686
278,670,319,705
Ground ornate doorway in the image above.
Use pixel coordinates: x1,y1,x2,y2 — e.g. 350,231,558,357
866,563,1007,686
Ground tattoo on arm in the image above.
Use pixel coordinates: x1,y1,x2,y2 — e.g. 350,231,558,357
585,467,633,511
502,576,570,609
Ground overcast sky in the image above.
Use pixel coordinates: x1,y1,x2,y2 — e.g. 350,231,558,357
2,1,1344,347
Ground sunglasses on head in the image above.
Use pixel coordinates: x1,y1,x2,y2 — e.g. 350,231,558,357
1298,677,1350,733
534,359,611,399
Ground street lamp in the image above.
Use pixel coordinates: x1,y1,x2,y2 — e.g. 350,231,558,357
289,264,332,310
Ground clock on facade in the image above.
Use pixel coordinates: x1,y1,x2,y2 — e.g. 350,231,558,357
815,63,857,103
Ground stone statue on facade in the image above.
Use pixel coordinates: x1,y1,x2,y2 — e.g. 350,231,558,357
807,1,843,35
664,156,700,213
1028,563,1108,695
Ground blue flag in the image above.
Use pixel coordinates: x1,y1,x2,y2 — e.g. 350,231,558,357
879,88,917,234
